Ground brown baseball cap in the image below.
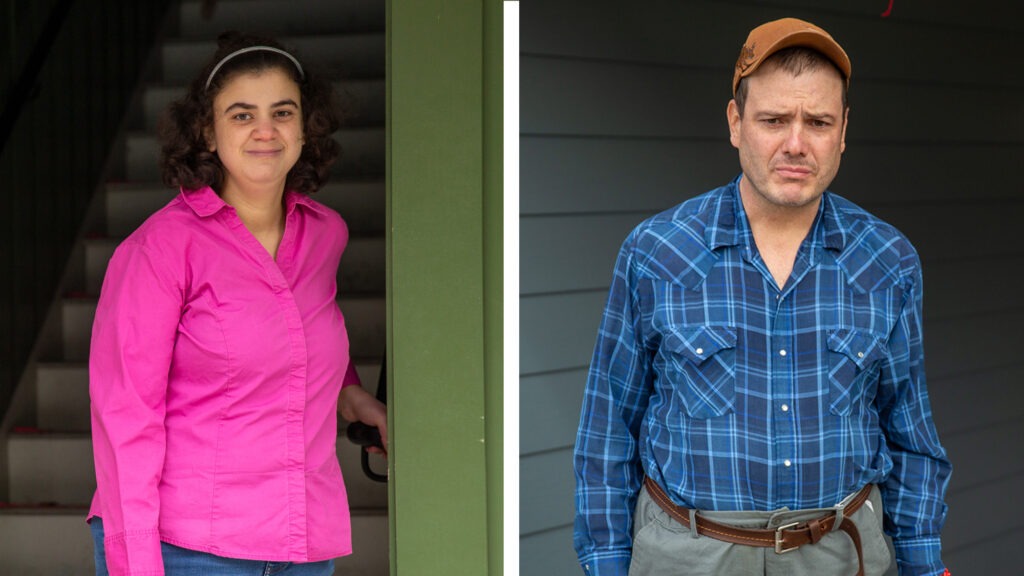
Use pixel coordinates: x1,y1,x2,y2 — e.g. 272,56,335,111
732,18,851,95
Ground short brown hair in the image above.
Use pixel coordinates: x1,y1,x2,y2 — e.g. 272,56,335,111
734,46,848,117
159,31,342,194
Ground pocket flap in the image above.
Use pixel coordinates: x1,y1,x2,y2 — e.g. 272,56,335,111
827,328,886,369
663,325,737,365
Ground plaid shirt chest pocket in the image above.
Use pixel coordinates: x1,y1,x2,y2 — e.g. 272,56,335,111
826,328,888,416
660,325,737,418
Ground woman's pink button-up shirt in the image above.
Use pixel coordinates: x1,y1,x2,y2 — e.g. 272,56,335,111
88,186,360,576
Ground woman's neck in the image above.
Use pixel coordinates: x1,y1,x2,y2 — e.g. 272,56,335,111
221,183,287,257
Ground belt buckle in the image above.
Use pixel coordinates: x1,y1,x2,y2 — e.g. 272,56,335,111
774,521,800,554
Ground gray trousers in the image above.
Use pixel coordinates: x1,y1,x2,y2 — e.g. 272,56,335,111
628,486,893,576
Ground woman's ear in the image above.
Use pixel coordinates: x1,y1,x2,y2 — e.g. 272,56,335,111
205,127,216,152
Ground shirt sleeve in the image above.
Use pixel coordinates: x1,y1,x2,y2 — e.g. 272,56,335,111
877,261,952,576
90,240,183,576
341,359,362,388
573,232,652,576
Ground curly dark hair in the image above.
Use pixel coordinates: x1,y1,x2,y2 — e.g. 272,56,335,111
159,31,342,194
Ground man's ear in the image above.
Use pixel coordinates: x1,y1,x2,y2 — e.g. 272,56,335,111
727,99,742,149
840,107,849,154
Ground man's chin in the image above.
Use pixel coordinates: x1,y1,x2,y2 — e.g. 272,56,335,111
770,187,822,209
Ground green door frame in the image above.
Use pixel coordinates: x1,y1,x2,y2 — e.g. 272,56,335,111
386,1,503,574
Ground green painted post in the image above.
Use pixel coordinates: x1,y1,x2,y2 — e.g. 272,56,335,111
482,2,504,575
386,1,502,574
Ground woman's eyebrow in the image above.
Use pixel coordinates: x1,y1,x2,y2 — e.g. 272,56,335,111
224,101,256,113
223,99,298,113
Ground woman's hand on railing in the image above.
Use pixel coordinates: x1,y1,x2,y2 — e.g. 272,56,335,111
339,384,388,457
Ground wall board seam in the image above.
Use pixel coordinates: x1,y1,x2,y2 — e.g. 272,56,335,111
521,521,574,540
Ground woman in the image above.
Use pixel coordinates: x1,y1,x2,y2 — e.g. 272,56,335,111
87,32,386,576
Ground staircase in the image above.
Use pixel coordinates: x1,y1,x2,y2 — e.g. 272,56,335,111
0,1,388,574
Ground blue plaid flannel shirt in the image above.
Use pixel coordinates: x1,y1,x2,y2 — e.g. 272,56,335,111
574,178,952,576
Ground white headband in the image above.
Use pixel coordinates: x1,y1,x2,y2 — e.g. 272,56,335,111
205,46,305,90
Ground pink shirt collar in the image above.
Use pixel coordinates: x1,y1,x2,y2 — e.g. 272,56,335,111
180,185,328,218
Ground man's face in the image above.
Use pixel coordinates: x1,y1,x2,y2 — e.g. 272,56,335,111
727,64,847,214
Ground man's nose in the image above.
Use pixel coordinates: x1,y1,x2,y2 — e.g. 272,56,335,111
781,123,807,155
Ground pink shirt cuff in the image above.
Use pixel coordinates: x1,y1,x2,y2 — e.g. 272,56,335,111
104,528,164,576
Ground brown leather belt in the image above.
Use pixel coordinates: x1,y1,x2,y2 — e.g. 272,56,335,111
643,477,873,576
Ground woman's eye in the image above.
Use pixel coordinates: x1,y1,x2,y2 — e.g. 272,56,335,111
274,109,294,118
232,112,253,121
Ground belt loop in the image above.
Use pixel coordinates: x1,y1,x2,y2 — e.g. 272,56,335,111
832,486,861,533
689,508,700,539
832,504,845,532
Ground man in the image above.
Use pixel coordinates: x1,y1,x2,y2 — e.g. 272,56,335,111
574,18,951,576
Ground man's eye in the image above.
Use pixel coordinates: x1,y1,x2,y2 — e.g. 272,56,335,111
763,118,781,125
811,120,829,128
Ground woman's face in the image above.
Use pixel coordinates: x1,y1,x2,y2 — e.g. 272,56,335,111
207,67,303,196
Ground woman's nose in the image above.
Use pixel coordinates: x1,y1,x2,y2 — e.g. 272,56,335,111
252,117,275,139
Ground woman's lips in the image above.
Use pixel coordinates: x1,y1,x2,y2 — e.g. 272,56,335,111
247,149,282,157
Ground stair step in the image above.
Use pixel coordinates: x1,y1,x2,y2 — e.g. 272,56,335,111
0,509,387,575
84,234,384,295
141,78,384,131
36,360,384,431
61,295,385,362
337,511,390,576
105,180,384,237
7,433,387,508
162,34,385,84
123,128,385,181
178,0,385,39
339,235,386,293
7,434,95,504
0,508,93,576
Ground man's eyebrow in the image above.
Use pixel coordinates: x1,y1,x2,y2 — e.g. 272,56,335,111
754,109,792,117
804,111,838,121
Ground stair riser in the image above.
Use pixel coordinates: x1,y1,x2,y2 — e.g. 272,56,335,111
178,0,385,38
62,297,385,363
36,363,384,432
124,128,384,181
105,181,385,238
7,436,388,508
86,236,384,295
0,512,387,576
162,35,385,84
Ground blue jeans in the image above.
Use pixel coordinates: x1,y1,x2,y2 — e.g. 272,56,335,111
90,518,336,576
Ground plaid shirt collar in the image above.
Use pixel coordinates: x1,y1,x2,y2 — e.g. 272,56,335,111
706,175,847,254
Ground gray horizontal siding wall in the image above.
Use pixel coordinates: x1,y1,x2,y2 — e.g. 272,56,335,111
520,1,1024,574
